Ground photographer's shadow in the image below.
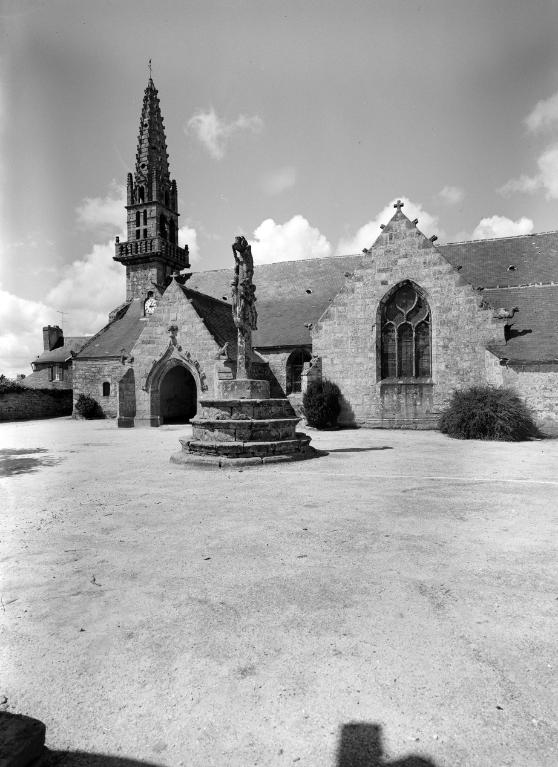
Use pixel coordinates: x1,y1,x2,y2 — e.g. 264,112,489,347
337,723,438,767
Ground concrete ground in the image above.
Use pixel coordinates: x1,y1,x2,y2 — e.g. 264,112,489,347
0,417,557,767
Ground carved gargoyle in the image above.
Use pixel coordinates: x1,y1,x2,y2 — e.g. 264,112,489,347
493,306,520,319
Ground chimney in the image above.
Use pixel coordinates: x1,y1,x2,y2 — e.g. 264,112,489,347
43,325,64,351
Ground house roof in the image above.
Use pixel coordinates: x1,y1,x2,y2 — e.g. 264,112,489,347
76,299,146,359
438,231,558,288
33,336,90,365
188,254,366,347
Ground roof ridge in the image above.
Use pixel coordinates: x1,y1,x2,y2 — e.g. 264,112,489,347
182,285,231,306
442,229,558,246
76,300,135,356
190,252,365,275
483,282,558,290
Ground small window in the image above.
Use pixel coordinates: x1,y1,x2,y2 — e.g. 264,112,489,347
143,228,147,239
135,211,140,227
143,210,147,225
51,365,63,382
102,382,110,397
135,230,140,240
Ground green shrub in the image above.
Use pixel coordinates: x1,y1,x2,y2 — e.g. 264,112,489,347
75,393,103,419
303,380,341,429
0,375,25,395
439,385,541,441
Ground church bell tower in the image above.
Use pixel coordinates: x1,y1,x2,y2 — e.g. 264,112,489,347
114,73,189,301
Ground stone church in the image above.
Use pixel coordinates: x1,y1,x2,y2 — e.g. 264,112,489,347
73,76,558,431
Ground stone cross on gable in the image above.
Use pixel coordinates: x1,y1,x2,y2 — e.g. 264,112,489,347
393,199,404,211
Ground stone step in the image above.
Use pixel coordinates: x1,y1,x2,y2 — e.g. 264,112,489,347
180,435,312,458
193,417,300,443
198,399,296,421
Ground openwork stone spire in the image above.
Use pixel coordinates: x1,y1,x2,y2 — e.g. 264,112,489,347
135,77,170,194
114,72,189,300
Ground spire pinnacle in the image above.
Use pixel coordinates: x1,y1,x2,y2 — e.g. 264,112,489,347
148,58,152,80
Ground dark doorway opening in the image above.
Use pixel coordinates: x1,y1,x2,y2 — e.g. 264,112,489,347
159,366,197,424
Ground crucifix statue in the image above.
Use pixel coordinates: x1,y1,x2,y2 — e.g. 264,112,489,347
231,235,258,379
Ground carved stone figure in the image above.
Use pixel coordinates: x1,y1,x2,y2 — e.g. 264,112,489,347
493,306,520,320
231,235,258,378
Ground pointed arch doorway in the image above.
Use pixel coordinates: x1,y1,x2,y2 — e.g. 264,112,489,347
159,364,197,424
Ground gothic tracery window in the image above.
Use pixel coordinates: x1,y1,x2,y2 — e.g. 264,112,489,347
380,282,431,379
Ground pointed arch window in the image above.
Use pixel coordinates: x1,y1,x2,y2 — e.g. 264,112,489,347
379,282,431,379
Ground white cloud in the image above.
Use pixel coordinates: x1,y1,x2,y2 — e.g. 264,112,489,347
525,91,558,133
438,185,465,205
186,108,263,160
0,285,54,378
336,197,444,255
472,215,534,240
76,180,126,235
262,166,297,195
250,215,332,264
498,144,558,200
45,240,125,335
178,225,200,263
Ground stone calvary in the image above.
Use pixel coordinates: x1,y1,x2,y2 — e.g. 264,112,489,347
170,237,320,468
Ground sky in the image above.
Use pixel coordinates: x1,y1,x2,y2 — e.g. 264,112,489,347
3,0,558,375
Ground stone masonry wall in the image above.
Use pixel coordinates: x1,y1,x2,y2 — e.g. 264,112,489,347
0,390,73,421
312,210,505,428
73,358,125,418
128,278,222,426
126,262,167,301
22,366,73,390
503,364,558,433
256,349,292,395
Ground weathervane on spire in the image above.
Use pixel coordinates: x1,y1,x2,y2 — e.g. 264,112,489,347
148,59,152,79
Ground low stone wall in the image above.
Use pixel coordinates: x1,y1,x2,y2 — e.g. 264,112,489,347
0,389,73,421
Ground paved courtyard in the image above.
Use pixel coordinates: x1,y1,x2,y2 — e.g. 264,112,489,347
0,417,557,766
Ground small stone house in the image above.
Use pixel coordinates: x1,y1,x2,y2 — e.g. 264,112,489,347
72,75,558,431
24,326,89,390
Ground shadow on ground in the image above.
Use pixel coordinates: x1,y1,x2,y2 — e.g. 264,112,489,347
327,446,393,453
41,752,161,766
38,723,438,766
337,723,438,766
0,448,62,477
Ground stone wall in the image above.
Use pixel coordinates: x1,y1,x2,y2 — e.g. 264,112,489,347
503,364,558,433
0,389,72,421
22,366,73,390
127,279,222,426
312,211,505,428
72,358,124,418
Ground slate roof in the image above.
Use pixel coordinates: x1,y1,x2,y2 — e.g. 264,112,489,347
76,299,146,359
188,254,366,347
180,286,237,348
75,230,558,364
439,231,558,288
483,285,558,364
33,337,90,365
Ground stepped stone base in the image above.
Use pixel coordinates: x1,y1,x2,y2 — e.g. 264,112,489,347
171,379,322,468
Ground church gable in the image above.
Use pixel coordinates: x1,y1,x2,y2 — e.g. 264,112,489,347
312,201,505,427
129,277,225,379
